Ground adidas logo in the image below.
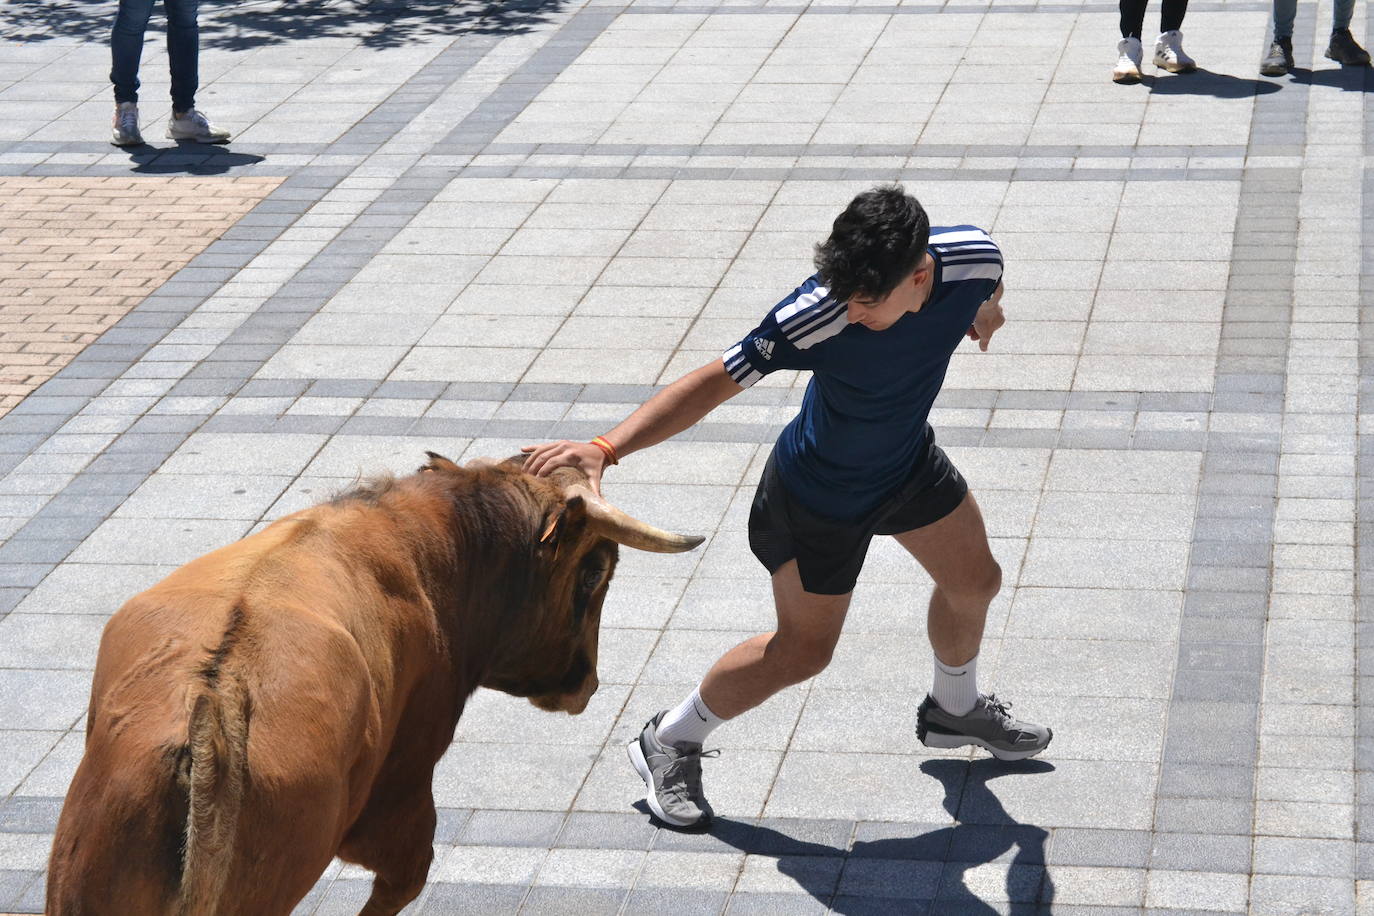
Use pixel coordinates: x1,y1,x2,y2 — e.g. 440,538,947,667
753,338,774,360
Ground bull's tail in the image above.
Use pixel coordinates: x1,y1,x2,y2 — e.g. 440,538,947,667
178,682,248,916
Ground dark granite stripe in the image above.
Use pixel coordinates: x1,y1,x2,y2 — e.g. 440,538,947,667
1356,3,1374,875
1152,0,1314,872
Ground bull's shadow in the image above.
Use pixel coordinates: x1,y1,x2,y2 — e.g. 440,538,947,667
652,757,1055,913
0,0,566,50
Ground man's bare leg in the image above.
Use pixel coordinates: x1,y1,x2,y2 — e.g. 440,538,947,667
631,560,851,827
697,559,852,719
891,491,1001,668
894,491,1052,759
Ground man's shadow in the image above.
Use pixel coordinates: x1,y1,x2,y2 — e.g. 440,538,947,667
1145,69,1281,98
122,141,264,175
641,757,1055,913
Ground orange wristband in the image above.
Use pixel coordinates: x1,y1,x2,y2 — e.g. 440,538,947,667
590,436,619,466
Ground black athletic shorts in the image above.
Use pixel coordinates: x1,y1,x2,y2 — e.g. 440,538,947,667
747,426,968,596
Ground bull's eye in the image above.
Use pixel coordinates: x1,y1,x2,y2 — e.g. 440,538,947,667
580,564,605,594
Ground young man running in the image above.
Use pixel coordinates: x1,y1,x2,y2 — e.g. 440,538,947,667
523,184,1051,828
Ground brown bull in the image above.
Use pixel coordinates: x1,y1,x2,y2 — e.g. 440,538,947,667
46,453,702,916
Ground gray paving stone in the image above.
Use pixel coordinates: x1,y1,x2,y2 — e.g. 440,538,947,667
0,667,90,733
1177,615,1264,645
1188,541,1271,568
951,825,1048,866
0,870,39,911
1174,644,1264,673
103,433,187,455
938,860,1046,904
835,859,942,901
1170,669,1261,704
0,539,79,565
0,589,24,616
0,798,62,834
128,414,203,434
1149,832,1251,874
1252,836,1353,877
751,818,853,857
433,808,473,845
1249,874,1354,915
621,888,724,915
726,892,827,914
1356,842,1374,879
458,810,564,848
556,812,658,851
1049,829,1151,868
851,822,952,862
1181,592,1267,619
1185,567,1270,593
36,492,125,518
0,565,53,588
1153,798,1253,836
652,818,758,854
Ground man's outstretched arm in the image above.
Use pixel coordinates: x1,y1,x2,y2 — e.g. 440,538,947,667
522,358,743,495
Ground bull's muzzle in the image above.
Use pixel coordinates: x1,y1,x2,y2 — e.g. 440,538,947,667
530,671,598,715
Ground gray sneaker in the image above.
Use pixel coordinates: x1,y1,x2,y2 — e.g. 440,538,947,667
111,102,143,146
918,694,1052,761
627,711,718,827
1261,37,1294,76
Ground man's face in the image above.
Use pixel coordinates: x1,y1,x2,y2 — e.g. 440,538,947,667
844,257,933,331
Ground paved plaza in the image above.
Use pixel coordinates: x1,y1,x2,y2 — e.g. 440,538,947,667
0,0,1372,911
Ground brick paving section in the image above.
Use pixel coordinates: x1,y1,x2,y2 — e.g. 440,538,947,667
0,176,280,417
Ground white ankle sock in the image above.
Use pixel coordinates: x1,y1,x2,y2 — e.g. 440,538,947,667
655,686,724,748
931,654,979,716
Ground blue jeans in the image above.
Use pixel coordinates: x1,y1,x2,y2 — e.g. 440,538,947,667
110,0,200,111
1274,0,1355,38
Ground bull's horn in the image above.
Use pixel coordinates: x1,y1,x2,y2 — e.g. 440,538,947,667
565,485,704,554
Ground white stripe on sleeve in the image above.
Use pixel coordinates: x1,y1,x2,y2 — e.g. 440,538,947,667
722,344,762,388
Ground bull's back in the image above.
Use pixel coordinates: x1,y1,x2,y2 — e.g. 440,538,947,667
47,526,385,915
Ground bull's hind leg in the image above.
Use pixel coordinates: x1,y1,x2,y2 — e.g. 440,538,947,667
340,786,438,916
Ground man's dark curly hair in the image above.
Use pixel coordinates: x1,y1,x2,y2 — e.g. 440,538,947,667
814,184,930,304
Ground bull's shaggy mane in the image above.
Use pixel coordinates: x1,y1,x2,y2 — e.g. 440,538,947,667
327,455,528,508
328,472,400,506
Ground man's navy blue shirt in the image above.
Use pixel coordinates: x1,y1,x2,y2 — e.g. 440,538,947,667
722,225,1003,522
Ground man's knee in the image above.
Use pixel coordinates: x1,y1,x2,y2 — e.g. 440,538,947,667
164,0,199,28
766,634,835,683
944,557,1001,605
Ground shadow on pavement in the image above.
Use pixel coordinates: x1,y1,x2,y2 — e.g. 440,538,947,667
1145,68,1281,98
642,757,1056,914
1,0,567,50
124,141,265,175
1283,63,1374,91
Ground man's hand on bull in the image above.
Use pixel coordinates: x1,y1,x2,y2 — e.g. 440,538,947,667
521,439,612,495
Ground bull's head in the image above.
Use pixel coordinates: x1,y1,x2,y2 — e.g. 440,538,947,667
423,453,703,715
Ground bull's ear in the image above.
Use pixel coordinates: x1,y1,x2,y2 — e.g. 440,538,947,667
538,496,588,549
539,506,564,544
420,451,462,474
